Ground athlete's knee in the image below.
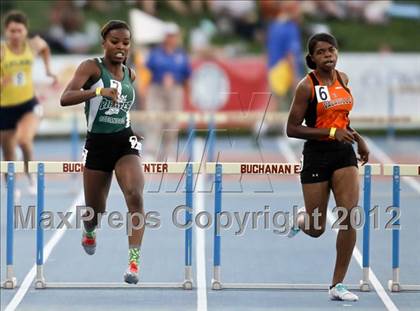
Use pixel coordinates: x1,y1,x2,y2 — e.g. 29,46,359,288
124,188,141,199
337,206,357,227
307,227,325,238
18,140,32,152
301,211,326,237
124,188,143,205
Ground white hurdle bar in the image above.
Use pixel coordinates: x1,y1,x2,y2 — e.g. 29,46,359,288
28,161,200,289
0,161,24,289
206,162,382,291
383,164,420,292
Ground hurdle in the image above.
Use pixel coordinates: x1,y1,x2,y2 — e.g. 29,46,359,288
1,161,24,289
384,164,420,292
28,161,200,289
207,162,381,291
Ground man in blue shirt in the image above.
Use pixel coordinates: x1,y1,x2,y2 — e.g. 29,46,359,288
145,22,191,161
266,1,303,112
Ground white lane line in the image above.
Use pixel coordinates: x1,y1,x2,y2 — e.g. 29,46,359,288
194,138,208,311
5,191,84,311
277,138,399,311
366,137,420,193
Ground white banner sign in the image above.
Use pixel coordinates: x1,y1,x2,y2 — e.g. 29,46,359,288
338,53,420,117
32,53,420,120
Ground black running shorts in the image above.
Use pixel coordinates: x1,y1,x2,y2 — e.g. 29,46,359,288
83,127,141,172
0,97,39,130
300,140,358,184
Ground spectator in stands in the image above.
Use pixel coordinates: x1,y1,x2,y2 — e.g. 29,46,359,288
266,0,304,113
145,22,191,161
300,0,392,25
260,0,282,22
43,0,99,53
73,0,111,13
300,0,346,20
208,0,259,40
130,0,207,17
346,0,391,25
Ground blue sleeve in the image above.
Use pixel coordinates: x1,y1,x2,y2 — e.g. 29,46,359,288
183,54,192,81
266,22,288,68
289,25,301,58
284,23,295,54
146,49,156,72
266,22,279,67
289,24,304,78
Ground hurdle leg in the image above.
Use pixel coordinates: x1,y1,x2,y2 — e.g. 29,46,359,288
183,164,193,290
187,116,195,163
360,165,371,292
388,166,401,292
207,116,215,163
211,164,222,290
34,163,47,289
3,163,17,289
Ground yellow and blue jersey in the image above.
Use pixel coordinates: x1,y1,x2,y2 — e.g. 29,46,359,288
1,41,35,107
266,20,303,96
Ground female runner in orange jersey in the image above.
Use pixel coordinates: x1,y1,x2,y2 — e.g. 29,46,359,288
286,33,369,301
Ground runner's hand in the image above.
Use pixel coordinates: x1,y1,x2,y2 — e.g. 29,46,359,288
100,88,119,102
334,129,355,143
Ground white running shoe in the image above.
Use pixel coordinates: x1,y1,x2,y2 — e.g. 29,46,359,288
329,283,359,301
287,207,305,238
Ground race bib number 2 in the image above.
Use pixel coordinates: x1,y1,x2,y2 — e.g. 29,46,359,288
129,136,142,152
315,85,331,102
110,80,122,97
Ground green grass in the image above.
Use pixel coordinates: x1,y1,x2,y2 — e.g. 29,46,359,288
1,0,52,33
324,18,420,52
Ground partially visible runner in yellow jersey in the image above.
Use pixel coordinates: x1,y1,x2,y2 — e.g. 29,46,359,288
1,39,35,106
0,10,56,194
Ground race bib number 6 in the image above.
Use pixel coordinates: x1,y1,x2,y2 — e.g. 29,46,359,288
315,85,331,102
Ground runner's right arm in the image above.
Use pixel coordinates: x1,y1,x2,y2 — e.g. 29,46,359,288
60,60,118,106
